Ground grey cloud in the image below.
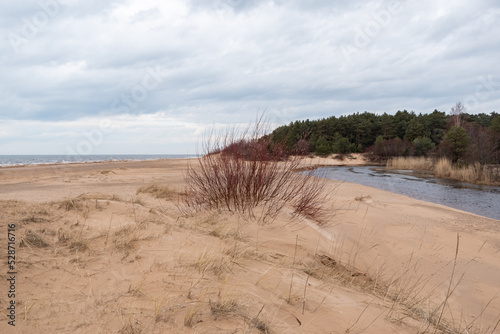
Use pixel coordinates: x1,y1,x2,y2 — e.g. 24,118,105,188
1,0,499,153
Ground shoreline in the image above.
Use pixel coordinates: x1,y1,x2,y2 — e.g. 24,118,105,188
0,154,197,169
1,155,498,221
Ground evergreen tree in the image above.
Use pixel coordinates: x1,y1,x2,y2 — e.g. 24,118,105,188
315,136,333,156
413,137,435,156
443,126,471,162
404,118,429,142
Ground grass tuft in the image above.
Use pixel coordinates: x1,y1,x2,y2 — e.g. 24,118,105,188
136,184,176,200
19,229,50,248
209,292,238,320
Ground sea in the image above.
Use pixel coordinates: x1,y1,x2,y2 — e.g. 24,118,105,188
0,154,197,167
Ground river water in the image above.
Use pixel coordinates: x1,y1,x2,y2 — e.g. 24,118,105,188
311,166,500,221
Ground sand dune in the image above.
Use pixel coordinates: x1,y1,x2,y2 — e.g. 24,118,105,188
1,157,499,333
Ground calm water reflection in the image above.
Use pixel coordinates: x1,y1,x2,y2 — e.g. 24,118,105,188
311,166,500,221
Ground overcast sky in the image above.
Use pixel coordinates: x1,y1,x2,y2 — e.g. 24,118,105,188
1,0,499,154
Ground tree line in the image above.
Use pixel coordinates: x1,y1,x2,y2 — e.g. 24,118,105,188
270,105,500,164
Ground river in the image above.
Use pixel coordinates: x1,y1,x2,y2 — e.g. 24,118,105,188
311,166,500,221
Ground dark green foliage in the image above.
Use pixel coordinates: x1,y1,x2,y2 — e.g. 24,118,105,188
491,116,500,135
425,110,448,144
315,136,333,156
468,111,499,127
269,110,498,164
332,133,352,154
413,137,435,156
443,126,471,162
404,118,430,142
491,117,500,157
393,110,416,139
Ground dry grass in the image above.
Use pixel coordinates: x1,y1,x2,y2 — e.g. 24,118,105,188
387,157,500,185
2,163,499,334
209,289,239,320
355,195,371,202
184,304,202,327
113,225,138,253
387,156,433,170
434,158,500,185
136,184,177,200
58,197,90,218
19,229,51,248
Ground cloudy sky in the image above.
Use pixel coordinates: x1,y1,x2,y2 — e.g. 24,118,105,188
1,0,499,154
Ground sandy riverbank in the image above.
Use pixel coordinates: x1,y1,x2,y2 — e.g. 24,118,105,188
0,157,499,333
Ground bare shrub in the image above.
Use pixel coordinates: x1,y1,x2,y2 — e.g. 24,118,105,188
368,137,414,161
183,116,329,223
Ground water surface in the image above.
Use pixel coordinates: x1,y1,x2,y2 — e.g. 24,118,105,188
312,166,500,221
0,154,196,167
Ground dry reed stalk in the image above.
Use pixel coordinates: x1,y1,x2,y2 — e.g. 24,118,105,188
433,233,460,334
302,274,310,315
287,273,294,304
387,157,433,170
434,158,500,185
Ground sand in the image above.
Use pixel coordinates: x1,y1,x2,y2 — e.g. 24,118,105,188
0,155,499,333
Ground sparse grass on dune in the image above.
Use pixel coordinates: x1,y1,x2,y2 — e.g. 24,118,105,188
2,151,500,334
2,195,500,333
136,184,177,200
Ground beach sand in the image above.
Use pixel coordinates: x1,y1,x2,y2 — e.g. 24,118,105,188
0,156,499,333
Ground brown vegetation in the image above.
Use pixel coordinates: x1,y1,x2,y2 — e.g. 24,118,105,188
387,157,500,185
136,184,177,200
434,158,500,185
183,117,330,223
387,156,433,171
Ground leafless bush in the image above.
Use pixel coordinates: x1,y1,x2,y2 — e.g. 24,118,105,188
368,137,414,161
183,116,330,223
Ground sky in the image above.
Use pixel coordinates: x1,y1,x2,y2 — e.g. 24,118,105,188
0,0,499,155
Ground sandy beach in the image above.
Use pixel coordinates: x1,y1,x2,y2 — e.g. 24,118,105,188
1,156,499,333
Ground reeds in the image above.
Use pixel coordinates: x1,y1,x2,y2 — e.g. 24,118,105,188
387,156,433,171
434,158,500,185
387,157,500,185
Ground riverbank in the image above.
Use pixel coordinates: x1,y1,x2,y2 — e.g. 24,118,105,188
1,158,499,333
314,166,500,220
387,156,500,186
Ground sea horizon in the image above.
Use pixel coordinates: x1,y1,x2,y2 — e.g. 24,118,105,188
0,154,197,167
